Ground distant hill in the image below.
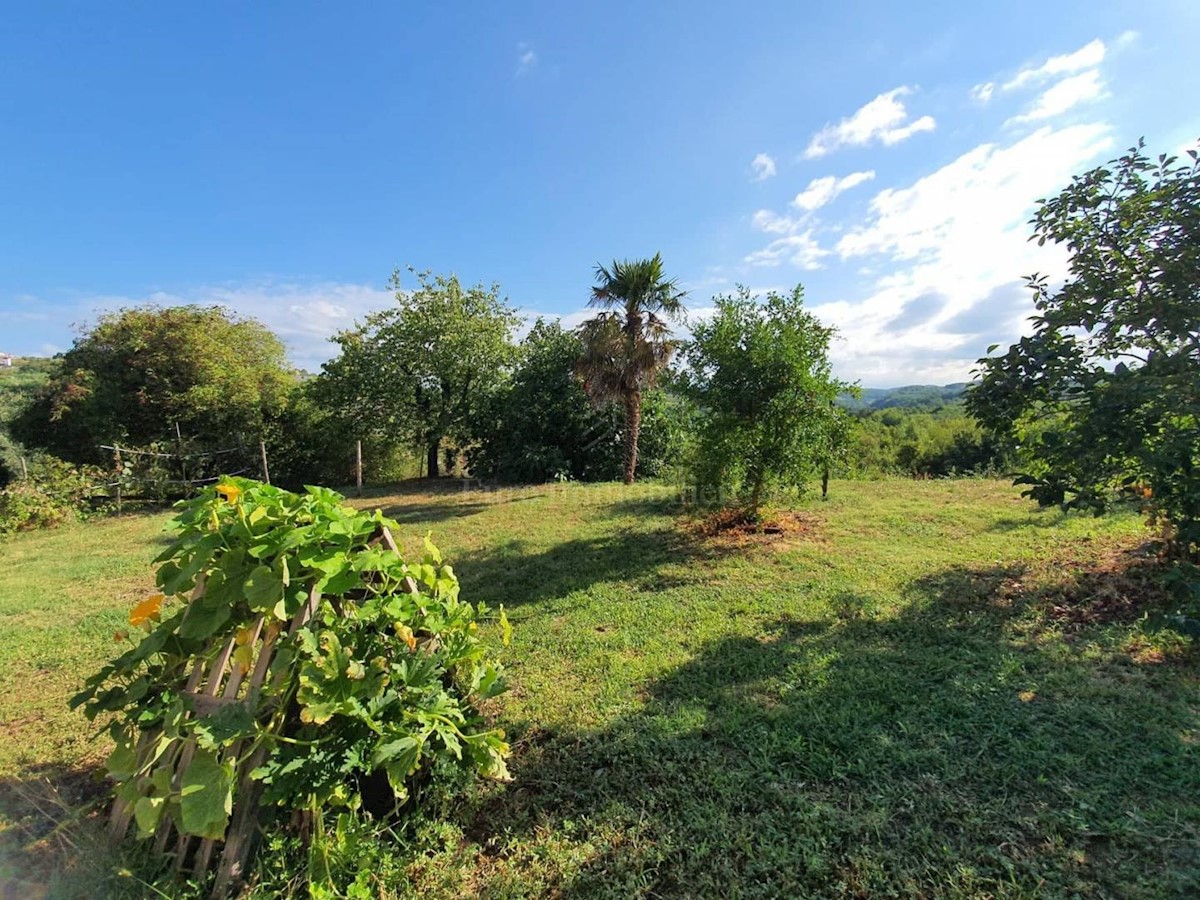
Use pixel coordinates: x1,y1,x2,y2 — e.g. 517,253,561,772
839,383,969,412
0,356,54,417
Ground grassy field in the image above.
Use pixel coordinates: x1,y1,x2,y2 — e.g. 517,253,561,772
1,478,1197,898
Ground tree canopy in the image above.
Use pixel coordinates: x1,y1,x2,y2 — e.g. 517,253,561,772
682,285,853,515
14,306,294,465
316,270,519,477
577,253,686,484
968,141,1200,558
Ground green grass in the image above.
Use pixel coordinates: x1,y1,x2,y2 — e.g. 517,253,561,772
2,479,1198,898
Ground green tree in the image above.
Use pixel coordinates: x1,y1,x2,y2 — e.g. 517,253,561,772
577,253,686,484
968,141,1200,558
682,286,853,517
317,270,519,478
14,306,294,465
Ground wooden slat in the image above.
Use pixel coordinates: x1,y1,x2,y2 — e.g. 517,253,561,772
212,585,321,897
380,526,420,594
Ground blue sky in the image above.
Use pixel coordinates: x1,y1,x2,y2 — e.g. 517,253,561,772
3,2,1198,385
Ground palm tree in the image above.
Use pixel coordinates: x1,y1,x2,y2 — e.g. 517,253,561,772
577,253,686,484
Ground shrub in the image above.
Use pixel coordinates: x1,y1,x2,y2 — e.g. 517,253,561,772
71,478,510,891
0,456,102,534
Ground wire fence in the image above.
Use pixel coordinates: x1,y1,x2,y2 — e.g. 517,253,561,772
98,437,266,509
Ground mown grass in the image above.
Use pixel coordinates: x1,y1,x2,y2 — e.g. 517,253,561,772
1,478,1197,898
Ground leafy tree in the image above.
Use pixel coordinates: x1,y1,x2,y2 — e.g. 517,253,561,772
469,319,682,482
682,286,853,516
317,270,519,478
14,306,294,465
968,141,1200,558
578,254,686,484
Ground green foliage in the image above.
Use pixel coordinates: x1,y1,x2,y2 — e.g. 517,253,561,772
317,270,519,478
0,455,104,535
70,478,509,862
13,306,295,466
969,141,1200,557
468,319,682,482
578,253,686,484
852,405,1010,477
681,285,854,513
0,356,56,485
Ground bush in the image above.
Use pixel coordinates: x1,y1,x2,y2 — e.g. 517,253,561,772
0,456,102,534
71,478,510,892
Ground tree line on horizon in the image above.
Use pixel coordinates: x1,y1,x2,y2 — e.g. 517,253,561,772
4,140,1198,556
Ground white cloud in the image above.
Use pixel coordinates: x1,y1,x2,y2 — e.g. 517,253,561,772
1008,69,1106,124
819,122,1114,382
749,170,875,243
836,123,1112,263
750,152,777,182
516,42,537,75
804,87,935,158
744,230,829,269
970,82,995,103
1002,39,1106,91
751,209,796,235
793,170,875,211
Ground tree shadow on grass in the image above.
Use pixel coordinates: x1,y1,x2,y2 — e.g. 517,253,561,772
453,524,730,610
464,562,1200,898
376,500,492,525
601,492,692,520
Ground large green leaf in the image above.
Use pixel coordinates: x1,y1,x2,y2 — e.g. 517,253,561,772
244,564,284,610
134,795,165,837
180,750,234,840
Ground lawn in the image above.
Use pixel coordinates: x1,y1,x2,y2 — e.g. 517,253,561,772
1,478,1197,898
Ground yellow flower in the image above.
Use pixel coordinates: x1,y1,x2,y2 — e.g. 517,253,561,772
216,482,242,503
395,623,417,652
130,593,165,628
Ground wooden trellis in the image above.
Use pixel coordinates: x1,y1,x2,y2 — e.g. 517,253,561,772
108,525,414,897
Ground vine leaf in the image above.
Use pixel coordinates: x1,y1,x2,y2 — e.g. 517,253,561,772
180,750,234,839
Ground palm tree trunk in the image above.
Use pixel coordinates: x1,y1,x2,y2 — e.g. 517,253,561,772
622,390,641,485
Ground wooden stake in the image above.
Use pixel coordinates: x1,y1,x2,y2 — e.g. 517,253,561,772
20,456,27,481
175,421,188,493
355,440,363,496
259,440,270,485
114,446,122,513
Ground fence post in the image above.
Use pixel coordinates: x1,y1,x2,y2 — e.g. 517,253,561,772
114,445,123,513
260,440,271,485
355,440,363,496
20,456,28,481
175,421,189,494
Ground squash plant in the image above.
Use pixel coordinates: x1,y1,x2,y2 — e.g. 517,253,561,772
71,477,510,872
